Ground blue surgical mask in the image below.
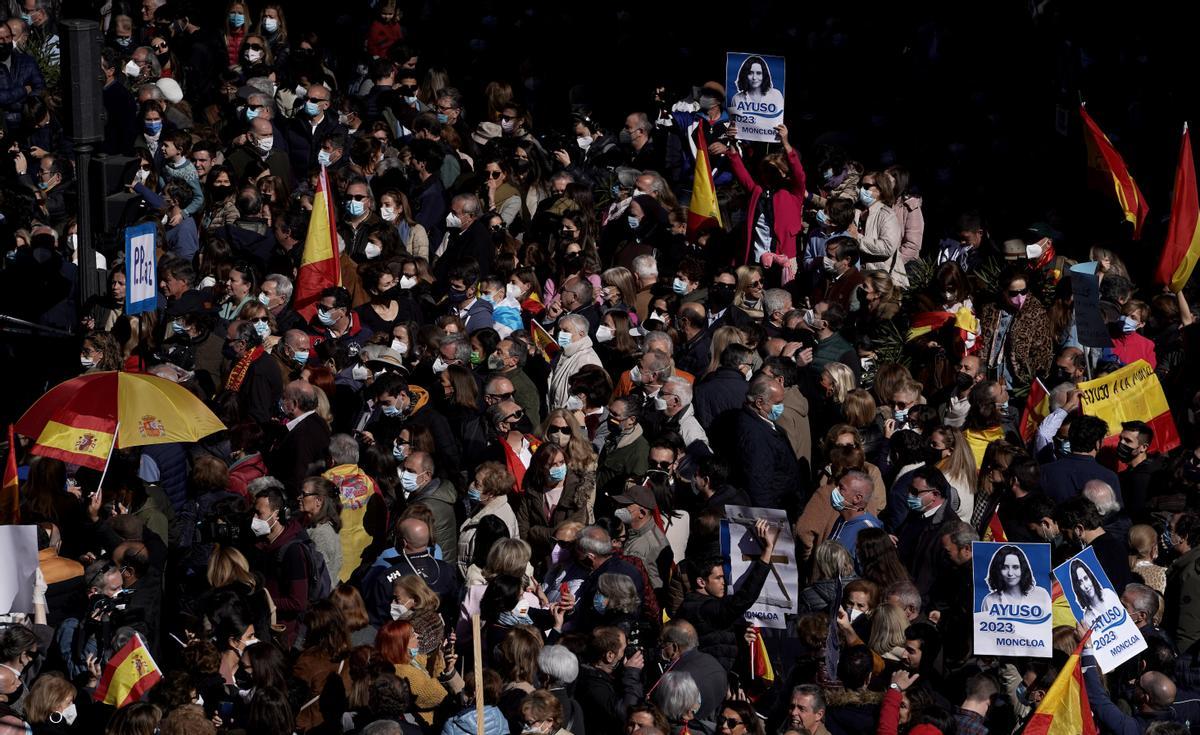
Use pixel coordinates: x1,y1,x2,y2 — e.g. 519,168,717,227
245,106,259,121
436,113,449,124
467,486,482,501
823,168,834,183
171,320,186,334
858,187,875,206
672,277,688,295
768,402,785,421
316,307,337,326
893,407,909,423
407,646,420,660
907,494,926,511
305,101,321,118
382,404,401,418
557,331,573,348
1121,315,1138,334
549,465,567,483
816,209,830,226
144,120,163,135
593,592,607,614
345,199,365,217
830,487,847,512
293,350,309,364
229,12,245,27
627,215,640,231
317,150,333,167
253,320,270,338
400,471,420,493
263,17,279,33
480,293,495,306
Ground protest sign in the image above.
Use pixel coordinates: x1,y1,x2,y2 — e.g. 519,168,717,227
1053,547,1146,672
0,525,38,614
722,505,797,629
972,542,1053,657
125,222,158,316
1076,359,1180,454
726,53,786,143
1068,261,1111,348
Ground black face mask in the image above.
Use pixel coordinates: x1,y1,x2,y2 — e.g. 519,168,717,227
954,372,975,392
447,289,469,303
234,668,253,690
0,43,12,62
211,184,234,200
222,343,241,360
708,284,735,312
513,414,535,435
563,253,582,270
925,447,946,466
1116,443,1136,463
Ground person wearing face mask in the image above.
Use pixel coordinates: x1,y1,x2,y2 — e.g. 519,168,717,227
248,487,313,644
608,484,667,590
826,470,882,565
894,465,961,602
0,22,43,131
432,193,495,284
227,117,292,183
848,171,906,290
548,314,602,411
1039,415,1123,507
399,451,458,564
977,267,1053,392
488,340,542,427
307,286,373,351
363,517,460,627
457,462,519,577
941,354,984,429
804,301,857,375
22,673,82,735
594,395,650,514
284,83,346,176
1116,421,1162,522
810,236,865,312
725,377,802,512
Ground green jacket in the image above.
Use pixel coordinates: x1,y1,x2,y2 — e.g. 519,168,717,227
507,368,542,427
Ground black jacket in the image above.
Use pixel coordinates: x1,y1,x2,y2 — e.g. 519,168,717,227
268,412,332,495
285,113,347,177
575,664,644,735
895,501,961,603
675,559,770,671
693,367,749,430
727,407,802,511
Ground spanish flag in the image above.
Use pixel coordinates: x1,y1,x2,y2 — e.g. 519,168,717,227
1019,378,1051,445
1156,123,1200,291
529,319,561,363
2,426,19,524
29,415,116,471
749,625,774,682
687,125,722,239
905,308,979,350
1050,579,1078,628
1024,633,1096,735
982,506,1007,542
1080,103,1149,239
93,633,162,707
293,164,341,317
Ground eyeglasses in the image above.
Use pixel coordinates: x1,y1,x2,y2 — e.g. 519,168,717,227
437,104,457,113
488,391,514,402
486,170,504,180
347,193,369,201
299,492,320,499
307,96,328,104
247,103,264,111
748,280,763,288
504,410,525,422
1007,287,1029,297
547,425,571,436
152,43,168,51
490,224,506,233
721,719,744,729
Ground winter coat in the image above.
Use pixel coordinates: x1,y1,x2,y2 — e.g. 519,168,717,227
692,366,749,430
515,470,591,561
856,201,906,289
977,297,1054,389
141,442,190,512
729,147,808,265
729,407,801,511
458,496,519,577
893,195,925,262
549,336,603,410
408,478,460,564
675,559,770,671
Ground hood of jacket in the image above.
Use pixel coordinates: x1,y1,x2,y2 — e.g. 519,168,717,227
444,705,509,735
411,477,455,506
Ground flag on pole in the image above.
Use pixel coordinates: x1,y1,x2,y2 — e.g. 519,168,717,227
293,165,342,317
983,506,1007,542
1019,378,1051,445
687,126,723,239
1156,123,1200,291
2,426,19,524
748,625,774,683
529,319,561,363
1079,104,1149,239
1023,633,1097,735
93,633,163,707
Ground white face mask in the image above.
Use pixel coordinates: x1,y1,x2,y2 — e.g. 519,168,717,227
80,356,96,368
506,283,523,300
250,513,274,536
245,49,264,63
566,395,584,411
596,325,615,343
445,212,462,229
399,275,418,290
432,357,449,374
124,60,141,78
380,205,396,222
364,242,382,259
351,364,372,381
390,602,412,620
391,338,409,355
256,135,274,153
135,168,151,183
54,703,77,725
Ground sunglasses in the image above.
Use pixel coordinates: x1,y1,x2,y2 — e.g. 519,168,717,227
1007,287,1029,297
307,96,328,104
748,280,763,288
648,460,672,471
501,114,518,121
486,170,504,180
251,317,270,324
247,103,264,111
398,85,418,94
139,164,153,171
347,193,369,201
862,181,877,189
490,224,506,233
504,410,525,422
247,43,265,51
547,425,571,436
721,719,743,729
152,43,168,51
488,391,514,402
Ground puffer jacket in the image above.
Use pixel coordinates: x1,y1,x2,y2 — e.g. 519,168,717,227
442,704,510,735
798,575,858,615
857,201,906,289
141,442,191,512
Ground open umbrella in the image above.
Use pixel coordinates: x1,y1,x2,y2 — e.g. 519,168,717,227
14,371,226,470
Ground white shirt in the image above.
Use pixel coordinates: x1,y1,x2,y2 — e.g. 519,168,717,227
286,410,316,431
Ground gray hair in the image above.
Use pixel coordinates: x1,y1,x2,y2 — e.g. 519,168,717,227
793,684,826,714
1050,381,1077,411
329,433,359,466
1123,582,1159,619
813,540,855,580
452,193,482,218
643,330,673,354
502,338,528,367
664,376,692,406
885,580,922,616
140,83,165,101
559,314,589,337
537,645,579,686
246,476,285,496
1083,480,1120,515
632,254,658,279
643,350,672,383
652,671,701,721
597,573,640,614
443,335,473,364
264,273,294,302
133,47,162,76
362,722,403,735
628,112,652,134
942,520,978,550
638,170,671,198
762,288,792,318
577,526,612,557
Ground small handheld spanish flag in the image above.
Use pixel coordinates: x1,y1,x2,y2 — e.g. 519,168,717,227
748,625,774,683
93,633,162,708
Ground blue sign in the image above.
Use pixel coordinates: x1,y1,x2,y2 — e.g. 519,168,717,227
972,542,1053,657
1053,546,1146,672
124,222,157,315
726,52,786,143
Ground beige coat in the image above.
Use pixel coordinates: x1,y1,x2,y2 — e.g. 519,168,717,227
857,201,906,289
777,385,812,467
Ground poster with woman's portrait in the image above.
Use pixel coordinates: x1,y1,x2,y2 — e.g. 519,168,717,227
726,52,786,143
1053,547,1146,672
972,542,1053,657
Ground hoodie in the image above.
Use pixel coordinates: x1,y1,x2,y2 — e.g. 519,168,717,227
442,705,510,735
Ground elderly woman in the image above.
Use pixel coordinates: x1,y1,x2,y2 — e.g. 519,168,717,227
390,574,445,658
298,476,343,588
520,689,575,735
538,646,586,735
458,462,519,578
652,671,709,735
592,572,641,631
23,674,80,735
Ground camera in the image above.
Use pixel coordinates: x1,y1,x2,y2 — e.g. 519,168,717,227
199,517,245,545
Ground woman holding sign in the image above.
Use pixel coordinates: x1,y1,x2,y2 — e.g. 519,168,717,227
980,545,1051,610
1069,559,1121,629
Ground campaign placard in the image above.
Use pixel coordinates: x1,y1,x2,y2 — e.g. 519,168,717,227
1053,546,1147,672
125,222,158,316
726,53,786,143
722,505,797,629
972,542,1053,657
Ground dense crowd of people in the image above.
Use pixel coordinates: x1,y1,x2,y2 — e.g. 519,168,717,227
3,3,1200,735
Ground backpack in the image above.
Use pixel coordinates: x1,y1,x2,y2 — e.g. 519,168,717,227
276,534,333,604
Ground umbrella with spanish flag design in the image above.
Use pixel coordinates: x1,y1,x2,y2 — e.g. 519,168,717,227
14,372,226,471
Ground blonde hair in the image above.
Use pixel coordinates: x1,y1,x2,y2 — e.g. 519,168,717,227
485,537,532,579
601,267,638,308
814,540,855,581
867,603,908,657
23,673,75,724
1089,246,1129,279
843,389,877,428
707,325,746,376
823,362,857,404
393,574,440,613
1129,524,1159,563
936,426,977,496
207,545,256,589
540,409,597,472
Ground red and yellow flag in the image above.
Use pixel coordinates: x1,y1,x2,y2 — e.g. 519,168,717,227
294,165,342,317
1077,360,1179,455
687,125,723,240
2,426,19,524
93,633,162,708
29,415,116,471
983,506,1007,542
1019,378,1051,445
1157,123,1200,291
749,625,774,682
1024,633,1096,735
529,319,561,363
1080,104,1149,239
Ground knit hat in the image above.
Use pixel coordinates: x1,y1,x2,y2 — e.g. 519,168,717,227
156,78,183,104
471,121,502,147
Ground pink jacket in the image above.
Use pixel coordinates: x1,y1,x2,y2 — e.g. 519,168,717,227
730,148,808,273
893,195,925,262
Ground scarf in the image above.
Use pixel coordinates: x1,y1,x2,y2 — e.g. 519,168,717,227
226,345,265,391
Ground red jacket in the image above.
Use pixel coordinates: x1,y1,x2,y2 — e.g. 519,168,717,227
228,452,268,498
366,21,403,59
729,148,808,265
